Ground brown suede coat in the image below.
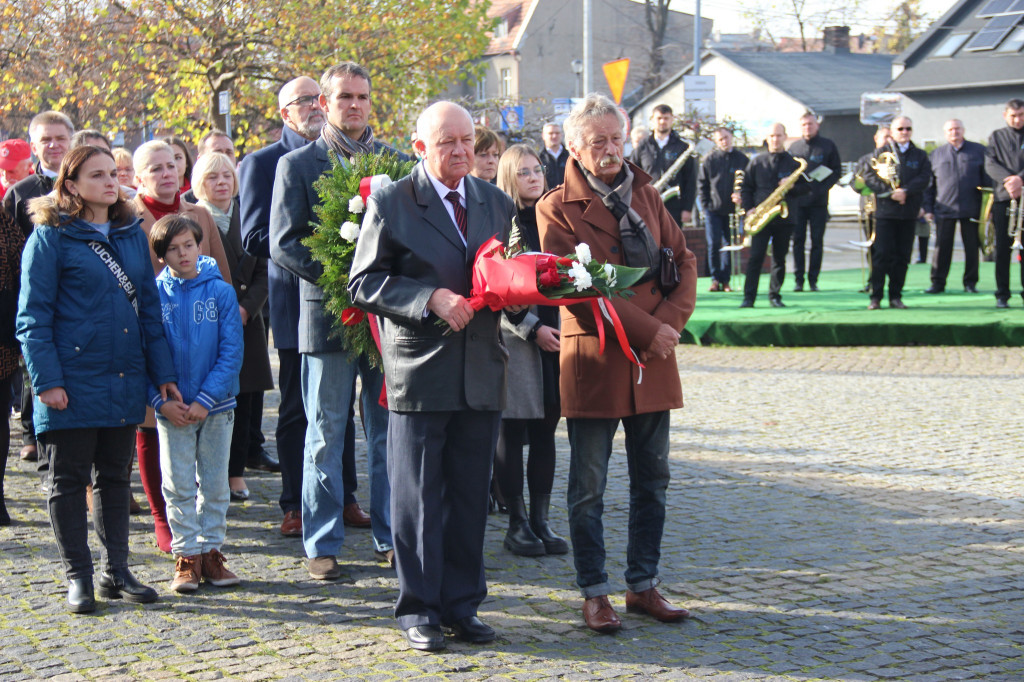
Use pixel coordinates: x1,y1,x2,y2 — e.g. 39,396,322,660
536,160,697,419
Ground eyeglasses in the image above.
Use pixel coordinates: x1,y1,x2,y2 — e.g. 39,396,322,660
895,126,912,131
285,95,319,108
516,166,545,178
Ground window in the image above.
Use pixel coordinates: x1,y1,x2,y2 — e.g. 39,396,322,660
996,25,1024,51
978,0,1014,17
494,18,508,38
933,32,972,56
476,75,487,101
500,68,512,98
964,13,1024,50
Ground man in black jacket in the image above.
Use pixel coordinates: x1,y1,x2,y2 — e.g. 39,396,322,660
539,123,569,190
3,110,74,464
739,123,809,308
787,112,841,291
632,104,695,227
862,116,932,310
984,99,1024,308
698,127,747,291
923,119,989,295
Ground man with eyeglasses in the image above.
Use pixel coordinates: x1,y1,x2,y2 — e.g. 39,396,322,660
271,63,407,581
922,119,988,296
985,98,1024,308
861,116,931,310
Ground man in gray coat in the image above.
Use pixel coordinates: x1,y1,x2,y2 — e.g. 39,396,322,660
349,101,523,652
269,62,395,581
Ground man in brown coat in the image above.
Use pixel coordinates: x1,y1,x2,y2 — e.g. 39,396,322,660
536,94,697,634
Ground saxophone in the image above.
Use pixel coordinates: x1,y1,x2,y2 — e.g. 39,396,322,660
721,169,745,252
653,142,699,201
741,157,808,247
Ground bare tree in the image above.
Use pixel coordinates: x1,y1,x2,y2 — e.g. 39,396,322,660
642,0,671,94
742,0,864,52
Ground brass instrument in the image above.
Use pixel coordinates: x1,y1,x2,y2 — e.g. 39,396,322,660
721,169,745,253
740,157,808,247
976,187,995,257
653,142,699,201
870,144,901,192
1009,198,1024,251
850,193,877,249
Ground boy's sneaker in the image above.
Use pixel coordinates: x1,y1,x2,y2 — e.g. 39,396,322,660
202,549,240,587
171,555,202,593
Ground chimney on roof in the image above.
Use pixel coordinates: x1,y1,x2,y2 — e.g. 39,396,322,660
822,26,851,54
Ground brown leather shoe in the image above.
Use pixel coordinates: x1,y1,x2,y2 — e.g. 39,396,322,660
280,510,302,537
625,587,690,622
582,595,621,633
342,502,371,528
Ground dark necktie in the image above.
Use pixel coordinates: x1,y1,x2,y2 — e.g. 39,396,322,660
446,190,467,240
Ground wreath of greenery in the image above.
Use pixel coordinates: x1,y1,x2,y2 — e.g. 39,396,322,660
303,151,415,368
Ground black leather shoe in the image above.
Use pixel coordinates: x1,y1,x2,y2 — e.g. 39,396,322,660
448,616,496,644
808,283,819,292
68,577,96,614
247,448,280,473
739,299,754,308
96,568,158,604
793,283,803,292
404,625,445,651
923,286,944,294
769,297,785,308
890,299,908,309
964,284,979,293
997,299,1010,309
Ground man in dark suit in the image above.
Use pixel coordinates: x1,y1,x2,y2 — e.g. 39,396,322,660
539,122,569,190
239,76,324,538
269,63,394,581
985,98,1024,308
349,101,522,652
632,103,696,227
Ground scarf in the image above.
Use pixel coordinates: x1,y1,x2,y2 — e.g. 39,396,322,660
140,192,181,221
579,162,659,282
200,200,231,234
321,122,375,159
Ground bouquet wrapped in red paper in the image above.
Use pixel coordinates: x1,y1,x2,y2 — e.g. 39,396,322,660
446,234,649,365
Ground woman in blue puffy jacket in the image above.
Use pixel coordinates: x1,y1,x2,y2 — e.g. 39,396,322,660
17,145,180,613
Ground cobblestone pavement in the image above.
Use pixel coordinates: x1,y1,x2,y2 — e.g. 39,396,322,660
1,346,1022,681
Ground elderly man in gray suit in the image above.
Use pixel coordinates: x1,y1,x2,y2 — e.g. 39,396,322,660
350,101,524,652
270,62,400,581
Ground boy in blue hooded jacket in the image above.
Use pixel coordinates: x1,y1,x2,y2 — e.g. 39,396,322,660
148,215,243,593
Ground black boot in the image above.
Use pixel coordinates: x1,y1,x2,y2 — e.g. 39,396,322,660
529,494,568,555
96,567,158,604
503,496,545,556
67,577,96,614
0,497,8,526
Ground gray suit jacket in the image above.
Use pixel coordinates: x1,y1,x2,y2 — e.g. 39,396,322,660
349,163,515,412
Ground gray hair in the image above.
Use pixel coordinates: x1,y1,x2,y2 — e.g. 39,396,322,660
563,94,625,150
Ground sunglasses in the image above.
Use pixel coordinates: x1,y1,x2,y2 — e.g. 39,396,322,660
895,126,912,132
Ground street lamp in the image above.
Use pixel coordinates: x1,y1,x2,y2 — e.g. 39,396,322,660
571,59,583,98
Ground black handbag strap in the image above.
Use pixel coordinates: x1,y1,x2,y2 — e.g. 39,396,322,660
87,240,139,317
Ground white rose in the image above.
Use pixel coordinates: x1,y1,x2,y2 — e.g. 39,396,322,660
339,221,360,242
603,263,617,286
568,261,593,291
575,242,592,265
348,195,365,214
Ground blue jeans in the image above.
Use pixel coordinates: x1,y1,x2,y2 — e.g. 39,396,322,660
704,212,733,286
300,351,391,558
566,412,671,598
157,411,233,557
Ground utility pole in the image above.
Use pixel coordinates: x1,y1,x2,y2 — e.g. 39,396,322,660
694,0,702,75
583,0,593,94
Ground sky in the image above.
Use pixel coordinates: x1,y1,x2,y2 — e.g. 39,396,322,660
688,0,950,36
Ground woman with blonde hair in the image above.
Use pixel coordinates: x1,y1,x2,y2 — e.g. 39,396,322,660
190,152,273,503
493,143,566,556
131,140,230,552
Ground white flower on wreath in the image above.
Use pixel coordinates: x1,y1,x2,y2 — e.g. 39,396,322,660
575,242,592,265
603,263,617,286
568,261,593,291
348,195,365,214
339,221,360,242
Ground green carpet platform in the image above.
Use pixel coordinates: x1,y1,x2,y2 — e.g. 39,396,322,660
682,261,1024,346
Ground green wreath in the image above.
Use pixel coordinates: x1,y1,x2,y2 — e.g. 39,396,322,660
304,151,415,368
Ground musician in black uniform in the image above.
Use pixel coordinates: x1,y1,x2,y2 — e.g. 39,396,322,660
922,119,988,295
861,116,931,310
984,98,1024,308
787,112,841,292
698,127,748,292
632,104,696,227
852,126,893,295
739,123,808,308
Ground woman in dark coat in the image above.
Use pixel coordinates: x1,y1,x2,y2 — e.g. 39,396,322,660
493,144,567,556
18,146,179,612
0,209,24,525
